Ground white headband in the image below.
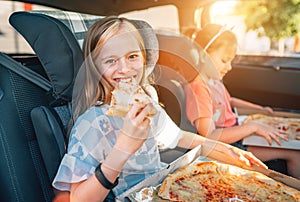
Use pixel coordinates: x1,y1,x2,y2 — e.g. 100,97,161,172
203,25,227,51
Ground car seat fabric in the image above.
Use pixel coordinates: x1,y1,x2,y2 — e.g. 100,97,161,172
0,53,53,202
31,106,68,182
5,11,99,202
155,32,199,133
9,11,86,106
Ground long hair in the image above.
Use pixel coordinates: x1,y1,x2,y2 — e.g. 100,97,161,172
71,16,147,124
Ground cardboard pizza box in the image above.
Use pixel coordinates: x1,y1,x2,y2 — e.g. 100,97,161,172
237,108,300,119
116,145,202,202
117,143,300,201
236,108,300,150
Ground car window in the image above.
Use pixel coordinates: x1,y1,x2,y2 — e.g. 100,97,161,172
1,2,179,54
120,5,180,33
0,1,60,54
201,0,300,57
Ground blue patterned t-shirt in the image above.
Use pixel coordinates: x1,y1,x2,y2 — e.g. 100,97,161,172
52,104,181,196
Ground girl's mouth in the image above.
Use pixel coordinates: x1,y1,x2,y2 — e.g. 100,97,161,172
114,76,136,82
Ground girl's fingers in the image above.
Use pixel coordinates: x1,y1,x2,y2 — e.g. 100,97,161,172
244,152,268,168
127,103,144,119
133,103,154,124
277,132,288,141
263,134,273,146
231,146,267,169
269,133,282,146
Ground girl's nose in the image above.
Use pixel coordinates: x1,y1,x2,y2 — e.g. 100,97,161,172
227,63,232,71
118,57,130,72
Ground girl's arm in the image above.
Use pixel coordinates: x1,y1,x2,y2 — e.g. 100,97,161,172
176,130,267,169
230,97,273,114
194,117,286,146
70,103,155,202
70,145,131,202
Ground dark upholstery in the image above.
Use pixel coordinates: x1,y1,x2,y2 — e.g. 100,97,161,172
155,32,198,133
0,54,53,202
31,106,68,182
9,11,85,106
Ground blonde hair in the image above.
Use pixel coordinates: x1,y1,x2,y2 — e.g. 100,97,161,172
71,16,147,123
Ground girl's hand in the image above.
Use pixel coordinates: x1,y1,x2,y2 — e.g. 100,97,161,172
248,122,288,146
206,141,267,169
262,106,274,114
227,146,268,169
115,103,155,154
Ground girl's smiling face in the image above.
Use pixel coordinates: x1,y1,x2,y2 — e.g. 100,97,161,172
209,43,237,79
95,29,144,87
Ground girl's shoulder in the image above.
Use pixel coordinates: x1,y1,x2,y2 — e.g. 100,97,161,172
188,75,207,88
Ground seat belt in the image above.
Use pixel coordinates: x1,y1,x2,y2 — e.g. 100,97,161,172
0,53,52,91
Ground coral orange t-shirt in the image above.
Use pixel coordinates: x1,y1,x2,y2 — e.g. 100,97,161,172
185,75,236,128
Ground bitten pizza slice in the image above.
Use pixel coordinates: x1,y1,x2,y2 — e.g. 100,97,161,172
106,78,157,117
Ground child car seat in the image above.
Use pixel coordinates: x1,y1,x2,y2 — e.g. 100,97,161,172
154,32,202,163
0,11,89,202
9,11,102,186
155,32,200,133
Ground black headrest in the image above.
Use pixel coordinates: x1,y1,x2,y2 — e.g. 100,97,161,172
156,31,217,83
9,11,90,105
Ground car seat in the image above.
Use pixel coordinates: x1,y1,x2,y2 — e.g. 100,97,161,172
153,32,203,163
0,52,54,202
155,31,200,132
0,10,90,202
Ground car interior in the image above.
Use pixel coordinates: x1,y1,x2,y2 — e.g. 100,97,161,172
0,1,299,201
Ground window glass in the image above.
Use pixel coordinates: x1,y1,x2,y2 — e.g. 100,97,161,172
206,0,300,57
0,1,59,54
120,5,180,33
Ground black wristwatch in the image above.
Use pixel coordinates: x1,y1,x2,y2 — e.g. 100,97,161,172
95,163,119,189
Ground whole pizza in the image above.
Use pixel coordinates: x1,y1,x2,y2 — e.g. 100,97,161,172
243,114,300,141
158,161,300,202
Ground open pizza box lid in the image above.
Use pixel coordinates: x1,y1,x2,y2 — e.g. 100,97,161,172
116,145,202,202
236,108,300,150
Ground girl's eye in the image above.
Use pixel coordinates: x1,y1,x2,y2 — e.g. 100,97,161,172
128,53,140,61
105,58,116,64
222,59,229,64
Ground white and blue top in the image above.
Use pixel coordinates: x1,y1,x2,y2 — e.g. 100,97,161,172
52,103,182,196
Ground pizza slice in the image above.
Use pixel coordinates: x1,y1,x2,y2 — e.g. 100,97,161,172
106,78,157,117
